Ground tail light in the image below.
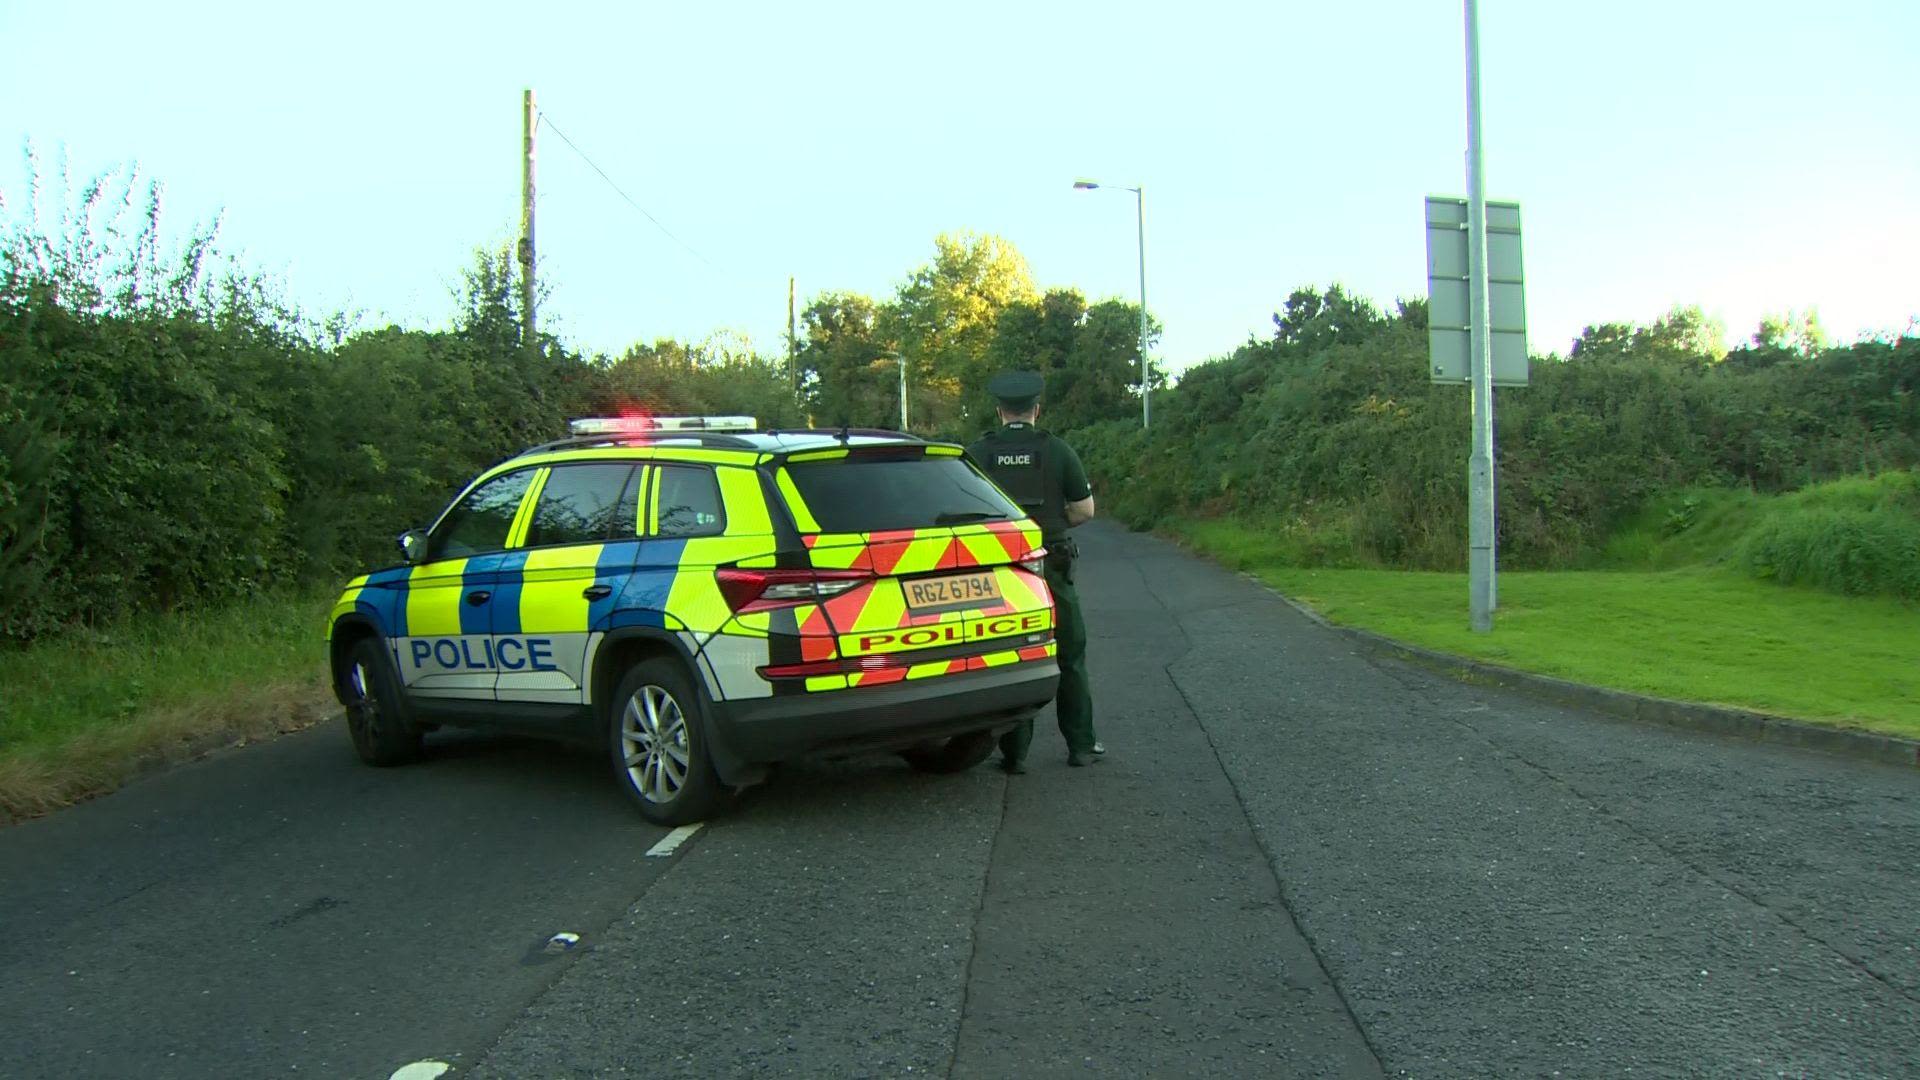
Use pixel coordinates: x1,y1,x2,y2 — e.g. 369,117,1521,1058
1018,547,1048,575
715,567,870,613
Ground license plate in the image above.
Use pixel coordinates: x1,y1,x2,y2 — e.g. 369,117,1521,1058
902,570,1003,614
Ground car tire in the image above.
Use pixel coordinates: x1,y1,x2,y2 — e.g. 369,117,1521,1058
609,657,732,826
343,637,423,766
899,730,997,774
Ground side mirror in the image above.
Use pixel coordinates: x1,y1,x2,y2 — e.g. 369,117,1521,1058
398,529,429,565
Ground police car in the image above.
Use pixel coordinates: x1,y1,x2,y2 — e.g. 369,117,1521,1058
326,416,1061,825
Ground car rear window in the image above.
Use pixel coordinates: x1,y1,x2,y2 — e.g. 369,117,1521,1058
786,455,1021,533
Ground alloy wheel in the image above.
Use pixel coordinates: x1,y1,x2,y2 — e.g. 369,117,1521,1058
620,685,691,803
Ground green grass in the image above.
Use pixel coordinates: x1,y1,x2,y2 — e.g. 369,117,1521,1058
1169,519,1920,741
0,590,336,821
1173,513,1368,571
1599,470,1920,600
1596,487,1769,569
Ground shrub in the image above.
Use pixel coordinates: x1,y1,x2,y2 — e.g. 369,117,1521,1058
1738,473,1920,600
1073,285,1920,576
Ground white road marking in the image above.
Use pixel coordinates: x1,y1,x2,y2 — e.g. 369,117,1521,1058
645,822,704,857
389,1062,450,1080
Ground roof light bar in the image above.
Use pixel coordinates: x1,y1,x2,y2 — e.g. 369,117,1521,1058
567,416,757,437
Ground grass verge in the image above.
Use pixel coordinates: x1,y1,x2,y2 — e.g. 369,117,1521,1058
0,590,336,824
1599,470,1920,600
1167,518,1920,741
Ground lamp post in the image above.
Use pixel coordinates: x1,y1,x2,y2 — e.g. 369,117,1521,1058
881,350,906,431
1072,179,1150,429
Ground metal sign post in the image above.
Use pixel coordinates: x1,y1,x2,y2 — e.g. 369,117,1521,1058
1424,0,1529,633
1464,0,1495,632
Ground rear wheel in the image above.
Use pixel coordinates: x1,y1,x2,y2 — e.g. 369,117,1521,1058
342,638,423,766
609,657,732,826
899,730,997,774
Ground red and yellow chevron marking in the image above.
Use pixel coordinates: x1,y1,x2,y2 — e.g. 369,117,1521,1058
970,648,1024,670
823,640,1051,691
849,656,980,688
950,520,1043,565
798,605,839,663
801,521,1041,575
784,519,1054,691
833,568,1048,630
960,641,1053,671
871,530,954,577
821,575,905,633
836,610,1049,657
986,565,1050,616
906,659,971,681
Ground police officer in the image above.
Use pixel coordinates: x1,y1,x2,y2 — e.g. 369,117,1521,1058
968,370,1103,771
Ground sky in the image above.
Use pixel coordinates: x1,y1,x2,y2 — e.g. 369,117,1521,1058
3,0,1916,373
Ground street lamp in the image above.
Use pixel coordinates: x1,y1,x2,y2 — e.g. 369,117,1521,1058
1072,178,1150,429
880,349,907,431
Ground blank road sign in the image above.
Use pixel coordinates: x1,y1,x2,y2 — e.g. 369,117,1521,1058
1426,196,1527,386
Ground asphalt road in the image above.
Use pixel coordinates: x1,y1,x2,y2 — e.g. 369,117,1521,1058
3,522,1915,1078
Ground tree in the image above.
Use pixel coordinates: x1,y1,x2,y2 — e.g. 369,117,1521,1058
1754,308,1829,356
1272,284,1386,354
981,287,1157,435
1567,321,1635,361
1638,304,1728,363
882,232,1038,436
1059,299,1150,431
595,335,804,427
0,387,58,631
1571,305,1727,366
797,291,895,427
987,288,1083,379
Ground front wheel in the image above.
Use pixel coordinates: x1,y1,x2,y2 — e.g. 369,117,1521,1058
609,657,732,826
342,638,422,766
899,730,997,774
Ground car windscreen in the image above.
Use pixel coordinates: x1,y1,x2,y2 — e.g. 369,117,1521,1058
786,455,1022,533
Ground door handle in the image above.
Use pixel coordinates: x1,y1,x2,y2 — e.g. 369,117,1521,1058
582,584,613,601
465,590,492,606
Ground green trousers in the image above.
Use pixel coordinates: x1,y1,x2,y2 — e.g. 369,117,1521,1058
1000,562,1095,761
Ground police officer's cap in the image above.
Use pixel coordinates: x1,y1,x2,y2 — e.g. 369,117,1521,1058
988,370,1045,411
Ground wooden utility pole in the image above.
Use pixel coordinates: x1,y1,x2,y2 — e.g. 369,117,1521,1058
519,89,538,363
788,276,797,392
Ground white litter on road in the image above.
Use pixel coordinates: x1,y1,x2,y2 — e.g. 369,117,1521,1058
388,1062,450,1080
645,822,704,857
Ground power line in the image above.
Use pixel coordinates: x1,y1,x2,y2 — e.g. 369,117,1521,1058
536,109,713,268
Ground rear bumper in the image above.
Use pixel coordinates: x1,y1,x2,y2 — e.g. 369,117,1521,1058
709,660,1059,766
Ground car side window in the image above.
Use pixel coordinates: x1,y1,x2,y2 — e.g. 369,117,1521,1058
524,462,638,548
429,469,535,561
654,465,725,538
